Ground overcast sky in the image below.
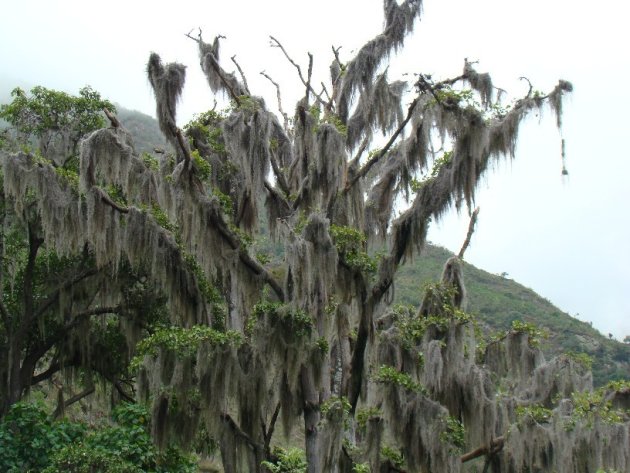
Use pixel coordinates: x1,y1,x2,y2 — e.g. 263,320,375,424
2,0,629,339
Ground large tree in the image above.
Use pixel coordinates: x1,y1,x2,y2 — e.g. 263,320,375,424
0,86,164,416
2,1,629,472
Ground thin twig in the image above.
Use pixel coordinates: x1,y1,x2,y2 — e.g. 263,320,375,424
231,55,250,95
458,207,480,259
320,82,331,102
260,71,290,131
306,53,314,103
519,76,533,97
267,146,291,196
269,36,326,107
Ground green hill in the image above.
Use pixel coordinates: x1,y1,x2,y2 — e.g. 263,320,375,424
116,106,167,155
395,243,630,386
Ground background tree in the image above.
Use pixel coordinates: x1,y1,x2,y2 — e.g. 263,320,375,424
0,87,167,416
1,1,629,473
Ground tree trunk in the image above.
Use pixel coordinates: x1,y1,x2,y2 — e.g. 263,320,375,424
301,365,321,473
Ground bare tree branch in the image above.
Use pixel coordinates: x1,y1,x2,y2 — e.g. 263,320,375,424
458,207,480,259
344,97,419,193
269,36,326,107
306,53,314,103
260,71,290,131
206,54,242,106
461,436,504,463
53,385,95,419
231,55,250,95
103,108,120,128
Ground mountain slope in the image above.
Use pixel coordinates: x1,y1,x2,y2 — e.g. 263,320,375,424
395,244,630,386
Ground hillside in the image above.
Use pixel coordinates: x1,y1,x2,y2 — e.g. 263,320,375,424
395,243,630,386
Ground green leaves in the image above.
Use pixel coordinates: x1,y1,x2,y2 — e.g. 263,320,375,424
0,402,196,473
134,326,242,361
330,225,377,274
0,86,114,156
511,320,548,348
516,404,553,427
439,416,466,453
251,301,313,338
261,446,307,473
373,365,426,394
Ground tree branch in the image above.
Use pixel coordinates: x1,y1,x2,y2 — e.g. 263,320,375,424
458,207,480,259
103,108,120,128
206,55,242,106
231,55,250,95
35,266,100,321
95,187,129,214
305,53,313,103
269,36,326,107
221,413,263,450
260,71,290,132
344,97,419,193
461,436,504,463
53,385,95,419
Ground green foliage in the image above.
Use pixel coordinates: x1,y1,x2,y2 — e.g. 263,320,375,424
565,382,629,430
430,150,453,177
141,152,159,171
261,446,307,473
0,86,114,156
213,188,234,216
565,351,594,370
309,105,348,136
320,397,351,424
439,416,466,453
0,402,85,472
191,149,212,181
352,462,370,473
373,365,426,394
180,249,223,304
0,402,196,473
511,320,548,348
356,406,382,430
392,289,472,351
380,445,404,469
149,204,178,234
434,87,475,106
256,251,271,265
231,95,261,113
106,184,128,207
316,337,329,354
516,404,553,426
330,224,377,274
54,167,80,191
132,326,241,366
251,301,313,338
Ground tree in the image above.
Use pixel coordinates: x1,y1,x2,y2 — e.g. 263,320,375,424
2,1,629,472
0,86,166,416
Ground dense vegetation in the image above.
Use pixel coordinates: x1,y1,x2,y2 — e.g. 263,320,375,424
1,1,629,472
